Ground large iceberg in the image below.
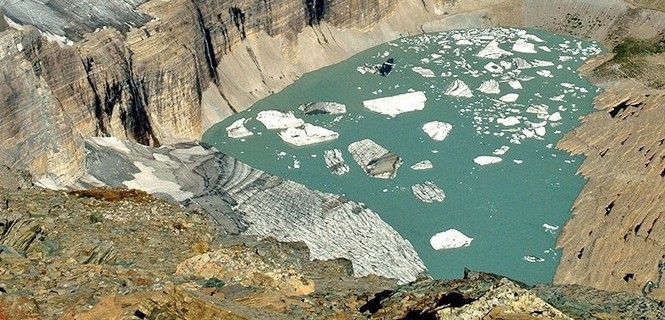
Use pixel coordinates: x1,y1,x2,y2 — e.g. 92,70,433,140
256,110,305,129
225,118,254,139
362,91,427,117
348,139,402,179
474,156,502,165
444,79,473,98
477,79,500,94
277,124,339,146
324,149,350,175
422,121,453,141
411,181,446,203
430,229,473,250
476,40,513,59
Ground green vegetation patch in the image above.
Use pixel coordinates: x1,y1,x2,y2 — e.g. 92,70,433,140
613,37,665,61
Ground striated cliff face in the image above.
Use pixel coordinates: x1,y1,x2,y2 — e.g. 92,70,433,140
2,0,665,299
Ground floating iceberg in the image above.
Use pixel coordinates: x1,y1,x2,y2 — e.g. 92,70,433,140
499,93,519,103
256,110,305,130
484,62,504,73
532,60,555,67
411,181,446,203
497,116,520,127
411,160,433,170
477,79,500,94
422,121,453,141
277,124,339,146
513,39,537,53
537,70,553,77
444,79,473,98
526,104,549,115
362,91,427,117
348,139,402,179
430,229,473,250
324,149,350,175
299,102,347,115
508,80,523,90
513,57,533,69
535,126,546,136
476,40,513,59
548,112,562,122
474,156,502,165
225,118,254,138
523,255,545,263
493,145,510,156
412,66,436,78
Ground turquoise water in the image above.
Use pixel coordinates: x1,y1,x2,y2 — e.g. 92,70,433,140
203,28,602,284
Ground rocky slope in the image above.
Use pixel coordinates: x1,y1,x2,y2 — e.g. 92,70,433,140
0,185,663,319
1,0,665,301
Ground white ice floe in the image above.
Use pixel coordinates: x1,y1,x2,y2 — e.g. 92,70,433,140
362,91,427,117
456,39,473,46
430,229,473,250
256,110,305,129
89,137,131,153
484,62,504,73
523,34,544,42
508,80,523,90
537,70,553,77
476,40,513,59
444,79,473,98
513,57,533,69
412,66,436,78
514,159,524,164
532,60,555,67
526,104,549,115
324,149,350,175
478,79,501,94
535,126,546,137
493,146,510,156
411,181,446,203
543,223,560,234
523,255,545,263
225,118,254,138
411,160,433,170
422,121,453,141
497,116,520,126
513,39,537,53
499,93,519,103
550,94,565,102
548,112,562,122
277,124,339,146
474,156,502,165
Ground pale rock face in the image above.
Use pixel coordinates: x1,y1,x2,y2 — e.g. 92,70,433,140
362,91,427,117
225,118,254,138
444,79,473,98
256,110,305,130
422,121,453,141
430,229,473,250
277,124,339,146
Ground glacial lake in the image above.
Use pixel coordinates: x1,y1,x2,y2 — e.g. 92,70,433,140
203,28,602,284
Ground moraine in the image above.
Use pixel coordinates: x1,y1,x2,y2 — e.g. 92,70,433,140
203,27,602,285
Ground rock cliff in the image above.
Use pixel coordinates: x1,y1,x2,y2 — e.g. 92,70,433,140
1,0,665,301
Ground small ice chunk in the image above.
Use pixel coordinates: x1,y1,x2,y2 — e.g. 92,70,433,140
474,156,502,165
535,126,546,136
543,223,559,234
508,80,523,90
550,95,565,102
499,93,519,103
497,116,520,126
484,62,504,73
537,70,552,77
513,57,533,69
412,66,436,78
476,40,513,59
478,80,501,94
362,91,427,117
411,181,446,203
456,39,473,46
493,145,510,156
523,255,545,263
548,112,562,122
526,104,549,115
277,124,339,146
513,39,537,53
532,60,555,67
226,118,254,138
256,110,305,129
324,149,350,175
523,34,544,42
422,121,453,141
513,159,523,164
444,79,473,98
430,229,473,250
411,160,433,170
